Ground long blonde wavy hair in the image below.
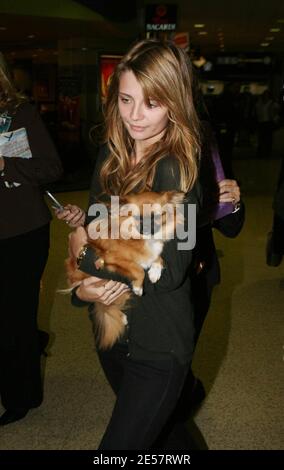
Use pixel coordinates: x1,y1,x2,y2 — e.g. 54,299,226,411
0,52,27,112
100,39,201,196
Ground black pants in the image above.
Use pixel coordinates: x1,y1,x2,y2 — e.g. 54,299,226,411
191,272,213,345
169,273,213,420
272,214,284,255
0,225,50,410
97,343,189,450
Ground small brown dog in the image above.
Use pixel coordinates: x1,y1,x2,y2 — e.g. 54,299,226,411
65,191,185,349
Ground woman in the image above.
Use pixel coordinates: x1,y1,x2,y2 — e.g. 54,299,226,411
63,39,202,449
0,53,62,425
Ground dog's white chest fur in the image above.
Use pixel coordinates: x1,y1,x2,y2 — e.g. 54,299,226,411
140,240,163,269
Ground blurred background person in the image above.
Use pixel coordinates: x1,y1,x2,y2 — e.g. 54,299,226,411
212,82,241,179
266,154,284,266
255,89,280,159
0,52,62,426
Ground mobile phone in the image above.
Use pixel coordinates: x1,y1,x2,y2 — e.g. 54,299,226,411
45,190,64,211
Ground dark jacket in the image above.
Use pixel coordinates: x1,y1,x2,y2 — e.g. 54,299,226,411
194,204,245,292
0,102,63,239
73,145,202,365
194,120,245,291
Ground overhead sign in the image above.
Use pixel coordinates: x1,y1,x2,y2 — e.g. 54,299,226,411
145,4,177,32
216,56,272,66
201,54,274,78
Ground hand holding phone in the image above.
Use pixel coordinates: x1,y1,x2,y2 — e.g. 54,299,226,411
45,190,64,211
45,191,85,227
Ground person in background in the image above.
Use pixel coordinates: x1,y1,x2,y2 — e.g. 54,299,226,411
192,122,245,345
182,85,245,415
0,52,62,425
266,154,284,266
58,39,204,450
255,89,279,159
183,177,245,415
212,82,241,178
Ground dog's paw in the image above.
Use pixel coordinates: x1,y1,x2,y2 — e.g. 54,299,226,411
148,262,162,283
132,285,143,296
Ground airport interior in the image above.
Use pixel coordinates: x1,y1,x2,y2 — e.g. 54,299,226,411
0,0,283,452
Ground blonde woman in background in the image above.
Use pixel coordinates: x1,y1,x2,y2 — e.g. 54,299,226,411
0,52,62,425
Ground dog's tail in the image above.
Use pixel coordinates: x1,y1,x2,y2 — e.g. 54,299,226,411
90,297,129,350
57,282,81,295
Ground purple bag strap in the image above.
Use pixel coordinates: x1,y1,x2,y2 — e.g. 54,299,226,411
210,141,234,220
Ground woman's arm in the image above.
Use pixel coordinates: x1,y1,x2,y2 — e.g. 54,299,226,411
72,277,130,307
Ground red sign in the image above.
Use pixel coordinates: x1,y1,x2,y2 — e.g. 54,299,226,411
100,55,122,101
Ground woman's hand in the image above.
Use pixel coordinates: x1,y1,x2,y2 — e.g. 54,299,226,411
76,277,130,305
68,226,88,259
218,179,240,204
55,204,86,227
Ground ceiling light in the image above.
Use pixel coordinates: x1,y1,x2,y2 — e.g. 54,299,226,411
198,31,208,35
194,24,205,28
269,28,280,32
260,42,270,47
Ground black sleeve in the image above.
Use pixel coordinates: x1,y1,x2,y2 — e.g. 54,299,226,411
213,200,245,238
1,104,62,187
71,286,91,308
